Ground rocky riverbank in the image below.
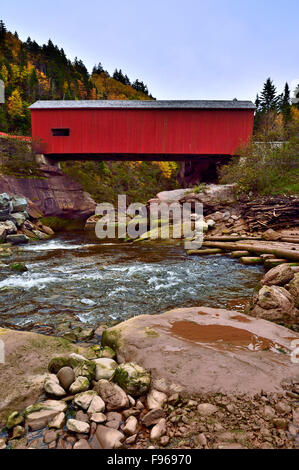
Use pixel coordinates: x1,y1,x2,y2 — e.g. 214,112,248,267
0,193,55,267
0,303,299,450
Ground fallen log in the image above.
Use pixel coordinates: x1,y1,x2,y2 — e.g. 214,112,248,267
202,241,299,261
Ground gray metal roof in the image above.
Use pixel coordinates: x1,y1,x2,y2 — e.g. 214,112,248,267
29,99,255,110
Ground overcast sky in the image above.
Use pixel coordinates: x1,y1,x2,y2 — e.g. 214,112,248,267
1,0,298,101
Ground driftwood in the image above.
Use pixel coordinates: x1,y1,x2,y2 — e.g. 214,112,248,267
202,241,299,261
239,196,299,231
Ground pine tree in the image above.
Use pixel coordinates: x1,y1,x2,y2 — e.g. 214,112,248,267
259,78,280,112
0,20,7,46
280,82,291,125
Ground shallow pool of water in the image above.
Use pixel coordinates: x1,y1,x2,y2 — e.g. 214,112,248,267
0,232,263,332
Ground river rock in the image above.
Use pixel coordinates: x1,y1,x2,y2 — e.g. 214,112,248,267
288,273,299,307
2,220,17,234
93,358,117,381
44,375,66,397
142,408,164,427
11,196,27,213
6,411,24,429
250,285,298,323
90,413,107,424
87,395,105,415
94,380,129,411
114,362,151,396
57,366,75,390
0,193,11,210
73,439,92,449
262,229,281,241
48,412,65,429
69,376,90,394
67,419,90,434
73,391,97,410
197,403,218,416
25,400,67,431
90,425,125,449
122,416,139,435
10,212,28,227
147,389,167,409
49,353,96,380
101,306,299,395
261,264,294,287
150,418,167,441
0,438,7,449
6,234,29,245
0,225,5,243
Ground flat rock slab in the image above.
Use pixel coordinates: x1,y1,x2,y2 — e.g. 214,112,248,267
102,307,299,396
0,328,78,426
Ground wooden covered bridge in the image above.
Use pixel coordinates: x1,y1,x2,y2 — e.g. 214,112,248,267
29,99,255,183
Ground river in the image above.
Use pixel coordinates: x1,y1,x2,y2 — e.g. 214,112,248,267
0,232,263,334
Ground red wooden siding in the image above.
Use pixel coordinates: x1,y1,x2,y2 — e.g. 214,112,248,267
30,108,254,157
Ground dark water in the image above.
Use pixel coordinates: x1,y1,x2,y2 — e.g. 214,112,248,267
0,232,263,332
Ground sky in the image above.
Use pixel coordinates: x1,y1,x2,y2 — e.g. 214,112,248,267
1,0,298,101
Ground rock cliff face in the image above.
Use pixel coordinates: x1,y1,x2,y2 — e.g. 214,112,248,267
0,165,96,219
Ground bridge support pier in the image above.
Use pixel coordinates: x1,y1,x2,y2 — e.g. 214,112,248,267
178,157,231,187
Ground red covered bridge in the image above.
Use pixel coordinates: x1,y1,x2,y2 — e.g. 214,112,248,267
29,100,255,162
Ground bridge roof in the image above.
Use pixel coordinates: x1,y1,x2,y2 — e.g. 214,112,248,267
29,100,255,110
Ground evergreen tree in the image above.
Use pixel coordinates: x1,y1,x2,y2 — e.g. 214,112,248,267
280,82,291,125
259,78,280,112
0,20,7,44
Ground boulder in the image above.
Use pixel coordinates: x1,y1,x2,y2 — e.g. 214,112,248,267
87,395,105,415
0,225,5,243
2,220,17,234
122,416,139,436
90,425,125,449
69,376,90,394
261,264,294,287
100,307,299,395
90,413,107,424
73,391,97,410
73,439,92,450
57,366,75,390
156,189,193,204
66,419,90,434
93,358,117,381
10,212,28,227
142,408,164,427
44,375,66,397
150,418,167,441
6,234,29,245
0,193,11,210
197,403,218,416
48,353,96,381
262,229,281,241
147,389,167,410
6,411,24,429
114,362,151,396
11,196,27,213
250,286,298,323
94,380,129,411
288,273,299,307
48,412,65,429
25,401,67,431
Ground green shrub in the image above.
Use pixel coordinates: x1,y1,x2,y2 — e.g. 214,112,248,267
219,136,299,195
0,136,41,177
